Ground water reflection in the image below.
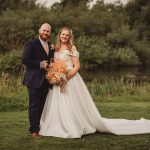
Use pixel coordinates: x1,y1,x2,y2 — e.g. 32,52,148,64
80,67,150,82
1,67,150,83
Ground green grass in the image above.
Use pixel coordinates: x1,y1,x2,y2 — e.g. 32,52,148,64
0,75,150,112
0,76,150,149
0,103,150,150
0,76,28,111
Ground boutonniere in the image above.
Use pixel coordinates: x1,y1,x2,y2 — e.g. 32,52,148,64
49,44,55,50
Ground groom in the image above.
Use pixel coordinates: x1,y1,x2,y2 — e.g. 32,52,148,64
22,23,54,138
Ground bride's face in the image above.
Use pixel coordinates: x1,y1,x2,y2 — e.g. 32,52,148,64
60,30,70,44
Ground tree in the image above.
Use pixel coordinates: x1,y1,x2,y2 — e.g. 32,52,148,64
0,0,37,14
59,0,91,7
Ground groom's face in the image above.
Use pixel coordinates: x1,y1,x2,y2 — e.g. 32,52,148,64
39,25,51,41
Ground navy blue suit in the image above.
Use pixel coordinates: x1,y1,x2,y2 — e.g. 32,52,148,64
22,38,54,133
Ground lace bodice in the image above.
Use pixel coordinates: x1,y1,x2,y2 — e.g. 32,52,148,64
54,49,79,69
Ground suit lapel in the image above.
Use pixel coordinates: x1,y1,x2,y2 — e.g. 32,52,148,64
35,39,53,63
36,38,49,56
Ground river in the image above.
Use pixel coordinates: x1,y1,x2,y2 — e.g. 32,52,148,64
80,66,150,83
1,66,150,84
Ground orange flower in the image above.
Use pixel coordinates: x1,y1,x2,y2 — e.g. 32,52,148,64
45,59,70,92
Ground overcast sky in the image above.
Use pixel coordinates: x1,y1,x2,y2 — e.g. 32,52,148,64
36,0,129,7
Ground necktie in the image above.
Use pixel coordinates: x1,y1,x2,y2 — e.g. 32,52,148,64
43,42,49,55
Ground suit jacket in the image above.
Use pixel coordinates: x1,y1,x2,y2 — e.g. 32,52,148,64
22,38,54,88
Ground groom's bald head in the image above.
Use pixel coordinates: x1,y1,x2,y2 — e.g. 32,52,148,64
39,23,51,33
39,23,51,41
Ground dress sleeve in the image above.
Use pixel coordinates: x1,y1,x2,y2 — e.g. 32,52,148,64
68,50,79,58
68,46,79,58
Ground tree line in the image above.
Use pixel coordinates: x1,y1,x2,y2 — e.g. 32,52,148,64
0,0,150,71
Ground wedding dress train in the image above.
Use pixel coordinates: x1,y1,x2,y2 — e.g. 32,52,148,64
39,50,150,138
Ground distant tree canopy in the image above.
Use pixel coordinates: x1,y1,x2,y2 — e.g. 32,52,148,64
60,0,90,7
0,0,150,71
0,0,37,13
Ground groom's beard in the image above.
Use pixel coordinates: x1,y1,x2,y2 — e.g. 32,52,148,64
39,33,50,41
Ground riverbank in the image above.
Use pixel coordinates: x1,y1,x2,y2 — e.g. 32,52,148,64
0,76,150,149
0,75,150,112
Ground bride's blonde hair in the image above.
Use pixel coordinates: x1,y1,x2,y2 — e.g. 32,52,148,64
55,27,74,52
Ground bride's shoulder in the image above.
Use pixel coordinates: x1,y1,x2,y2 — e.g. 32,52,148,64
71,45,78,51
69,45,79,57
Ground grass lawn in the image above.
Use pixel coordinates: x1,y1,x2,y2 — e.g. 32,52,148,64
0,102,150,150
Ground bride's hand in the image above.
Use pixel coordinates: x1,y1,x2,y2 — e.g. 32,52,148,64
67,70,76,81
66,72,72,81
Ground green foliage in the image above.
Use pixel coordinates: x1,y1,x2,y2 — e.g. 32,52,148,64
0,49,23,71
141,4,150,25
112,47,140,66
77,35,140,67
87,79,150,102
106,25,138,48
0,8,52,52
48,1,90,37
0,10,35,52
0,76,27,111
0,0,150,68
59,0,89,8
126,0,150,40
0,0,37,14
77,36,111,66
132,40,150,65
0,75,150,112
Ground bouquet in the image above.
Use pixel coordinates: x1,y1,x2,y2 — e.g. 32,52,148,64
46,59,70,92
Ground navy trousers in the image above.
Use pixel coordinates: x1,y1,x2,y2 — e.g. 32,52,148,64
27,80,49,133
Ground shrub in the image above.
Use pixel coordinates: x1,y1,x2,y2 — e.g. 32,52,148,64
112,47,140,66
0,49,23,71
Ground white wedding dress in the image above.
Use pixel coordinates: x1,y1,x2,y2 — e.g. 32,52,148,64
39,49,150,138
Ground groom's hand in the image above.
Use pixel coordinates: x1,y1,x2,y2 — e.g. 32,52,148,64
40,60,48,69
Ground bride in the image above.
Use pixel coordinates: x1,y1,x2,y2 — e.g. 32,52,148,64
39,27,150,138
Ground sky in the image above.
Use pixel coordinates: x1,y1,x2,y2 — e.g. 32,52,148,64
36,0,129,7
